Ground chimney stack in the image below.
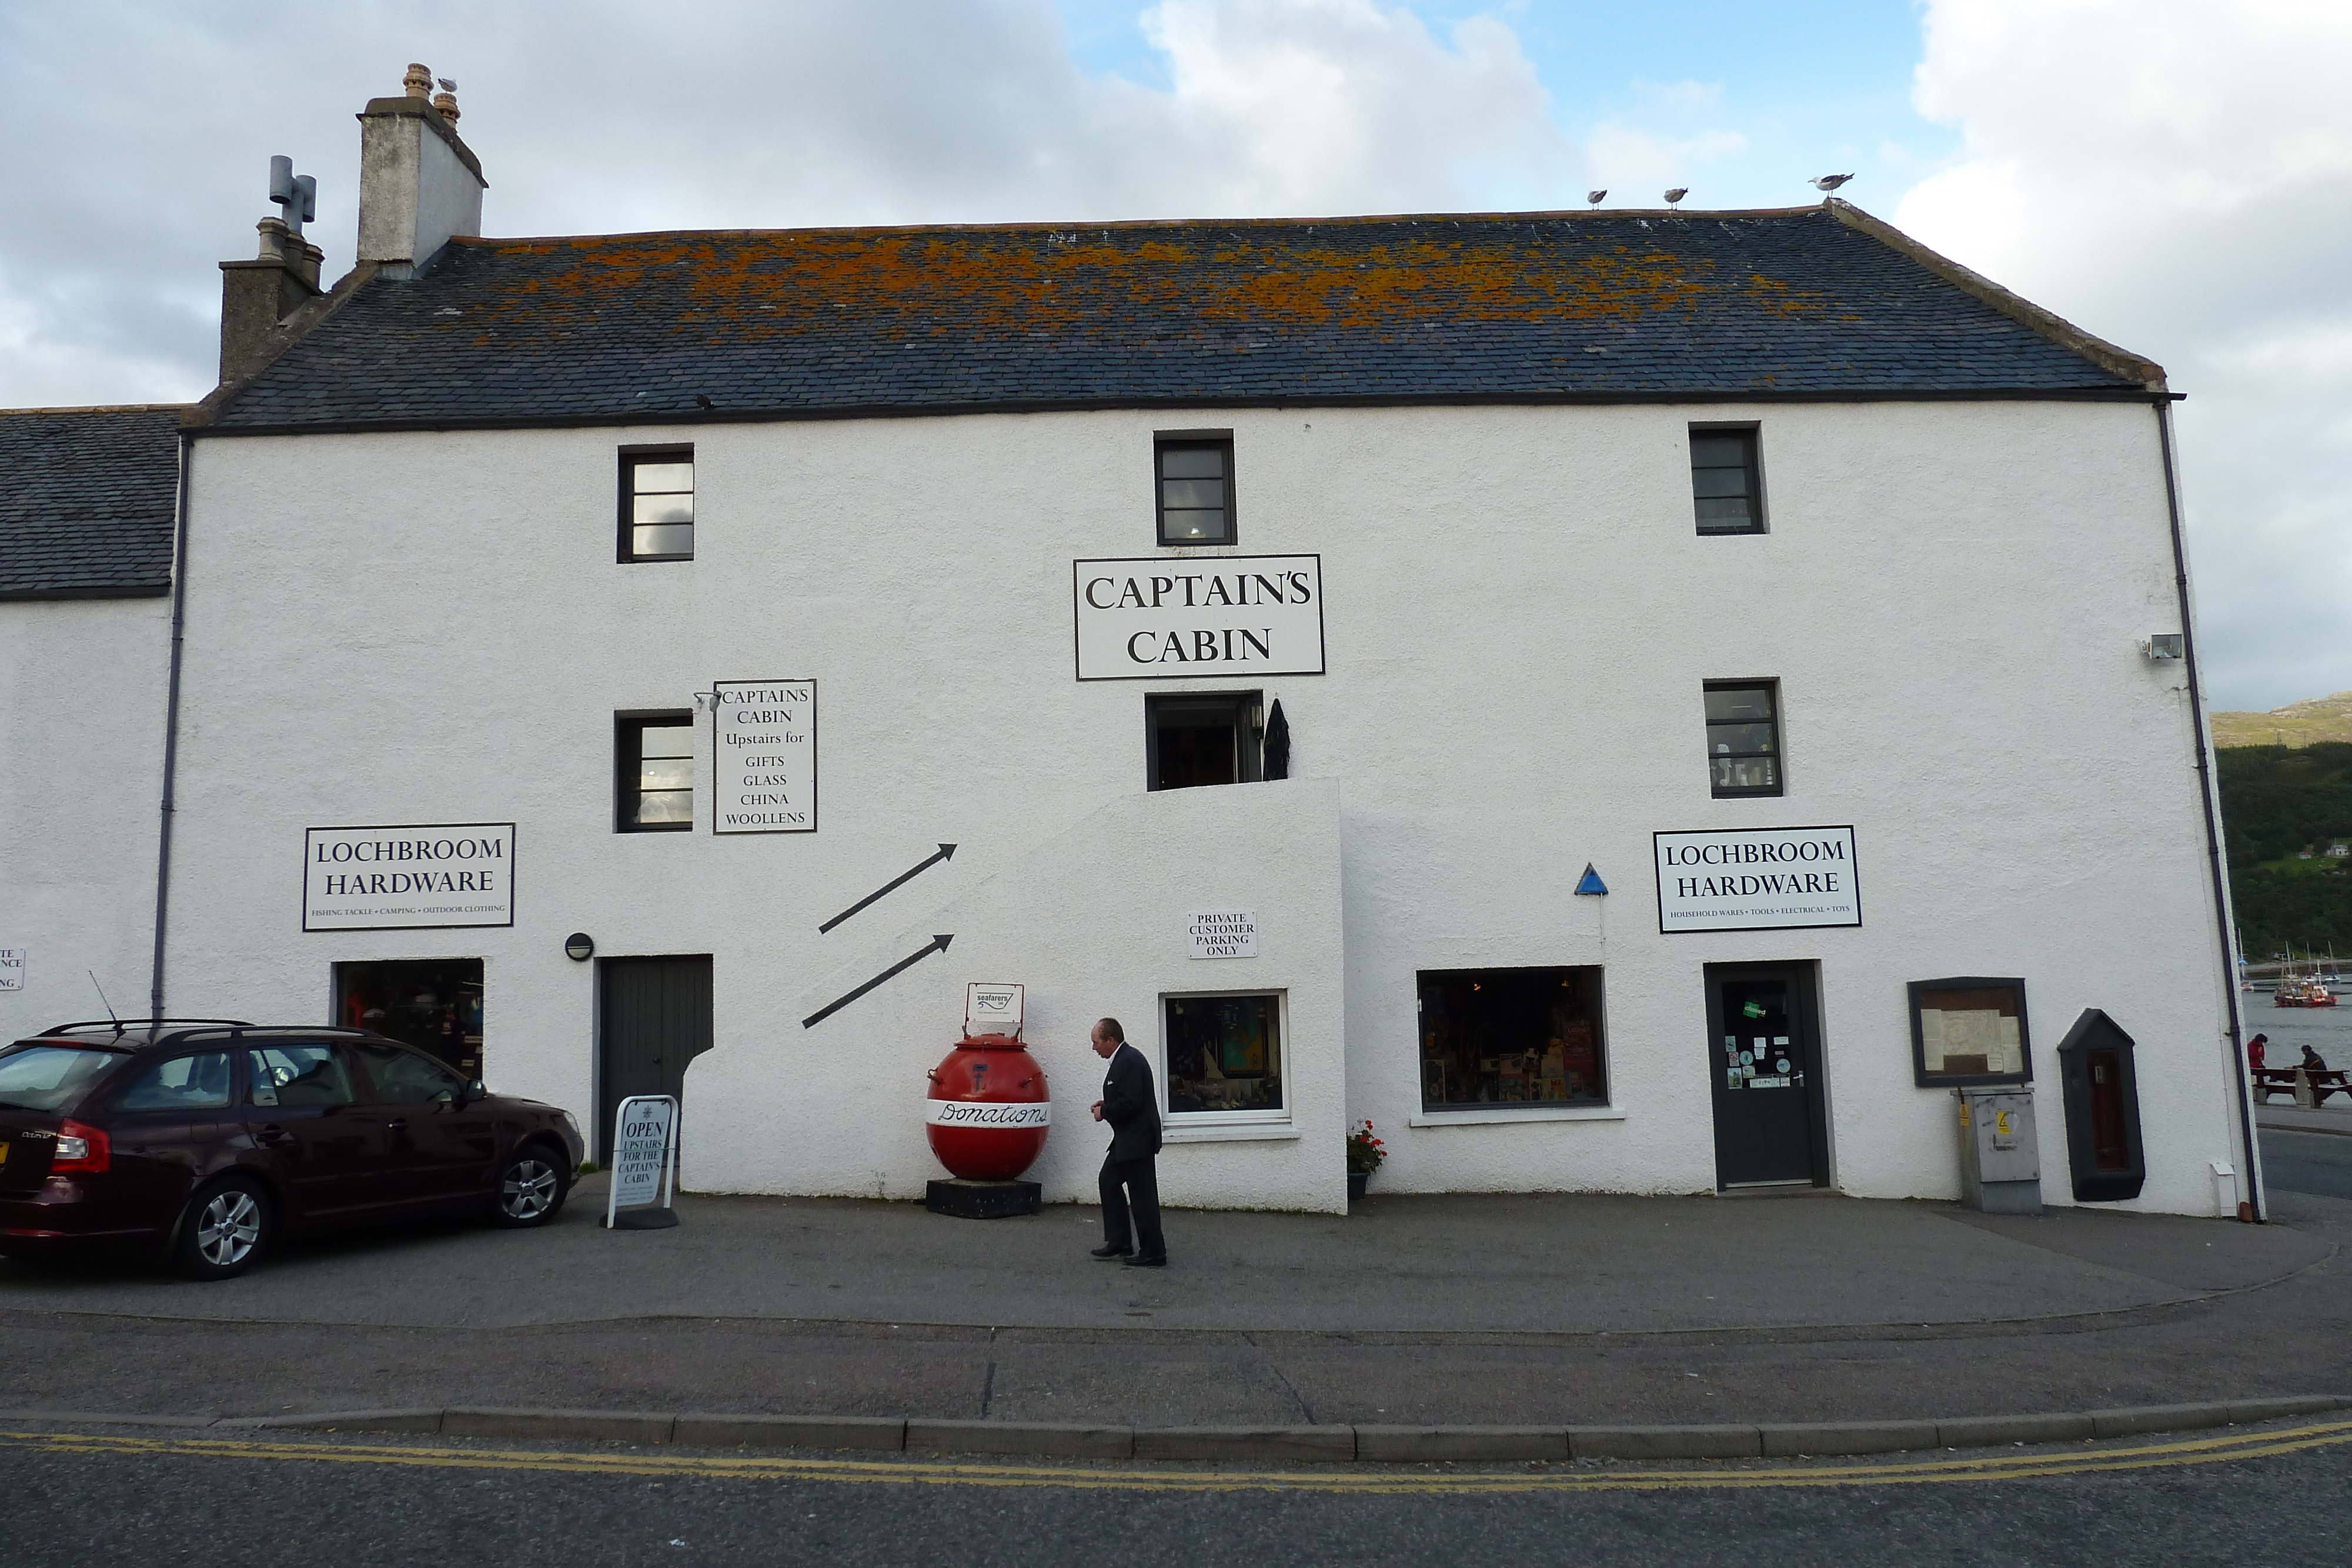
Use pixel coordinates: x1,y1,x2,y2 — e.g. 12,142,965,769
357,62,486,279
217,157,327,383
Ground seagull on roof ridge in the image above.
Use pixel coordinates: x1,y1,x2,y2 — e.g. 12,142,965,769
1663,188,1688,210
1586,189,1607,208
1809,173,1853,192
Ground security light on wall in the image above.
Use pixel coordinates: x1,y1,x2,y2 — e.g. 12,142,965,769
2144,634,2184,661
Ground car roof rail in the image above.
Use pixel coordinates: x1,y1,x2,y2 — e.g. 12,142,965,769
37,1017,256,1038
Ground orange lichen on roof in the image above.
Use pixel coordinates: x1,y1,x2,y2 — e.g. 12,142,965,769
449,220,1826,341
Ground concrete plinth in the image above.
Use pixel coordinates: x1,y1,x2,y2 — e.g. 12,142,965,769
926,1178,1041,1219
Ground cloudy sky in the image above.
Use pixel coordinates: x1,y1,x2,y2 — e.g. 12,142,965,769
2,0,2344,710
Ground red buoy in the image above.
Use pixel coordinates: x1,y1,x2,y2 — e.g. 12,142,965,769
925,1033,1051,1181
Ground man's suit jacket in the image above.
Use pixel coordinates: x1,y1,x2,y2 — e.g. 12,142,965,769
1100,1042,1164,1161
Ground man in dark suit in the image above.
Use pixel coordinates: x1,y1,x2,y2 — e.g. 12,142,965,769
1088,1017,1165,1266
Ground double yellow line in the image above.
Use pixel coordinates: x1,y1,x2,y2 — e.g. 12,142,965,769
6,1421,2350,1495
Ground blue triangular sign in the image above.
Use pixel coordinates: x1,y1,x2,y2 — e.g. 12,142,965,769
1573,863,1608,896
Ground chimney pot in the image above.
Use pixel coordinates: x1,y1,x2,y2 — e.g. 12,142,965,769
432,90,459,121
405,62,432,98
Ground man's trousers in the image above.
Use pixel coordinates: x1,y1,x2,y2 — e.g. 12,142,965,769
1099,1153,1165,1259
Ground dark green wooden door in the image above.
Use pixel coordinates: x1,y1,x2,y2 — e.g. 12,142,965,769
597,956,713,1164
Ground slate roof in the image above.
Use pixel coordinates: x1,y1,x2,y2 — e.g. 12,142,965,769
209,206,2151,432
0,407,182,599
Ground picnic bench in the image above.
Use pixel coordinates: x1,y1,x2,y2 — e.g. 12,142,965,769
2253,1066,2351,1106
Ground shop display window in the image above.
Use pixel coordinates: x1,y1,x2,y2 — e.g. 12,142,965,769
1164,992,1283,1118
1418,965,1607,1110
1908,977,2031,1087
334,958,485,1078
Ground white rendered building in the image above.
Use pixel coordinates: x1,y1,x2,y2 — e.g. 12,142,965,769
4,76,2263,1219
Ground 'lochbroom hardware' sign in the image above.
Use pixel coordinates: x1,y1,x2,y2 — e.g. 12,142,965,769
303,824,516,932
1073,555,1325,681
714,678,816,834
1653,825,1861,933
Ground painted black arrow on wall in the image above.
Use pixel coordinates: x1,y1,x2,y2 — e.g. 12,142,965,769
801,935,954,1029
818,844,957,935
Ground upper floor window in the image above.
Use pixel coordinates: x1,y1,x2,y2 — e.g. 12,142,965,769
1705,681,1782,797
617,712,694,831
1156,434,1235,546
621,448,694,561
1690,426,1763,536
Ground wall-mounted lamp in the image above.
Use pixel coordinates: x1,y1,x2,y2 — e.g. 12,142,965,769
564,932,596,962
2144,634,2184,661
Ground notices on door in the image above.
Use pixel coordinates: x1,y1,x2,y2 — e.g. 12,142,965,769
1654,825,1860,933
714,679,816,834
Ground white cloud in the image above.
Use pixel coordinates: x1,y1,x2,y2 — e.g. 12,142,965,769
1893,0,2352,710
0,0,1579,407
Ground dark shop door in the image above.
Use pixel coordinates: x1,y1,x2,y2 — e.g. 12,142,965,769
597,956,713,1164
1704,964,1829,1189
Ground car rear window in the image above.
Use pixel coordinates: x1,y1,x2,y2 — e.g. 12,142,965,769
0,1045,123,1112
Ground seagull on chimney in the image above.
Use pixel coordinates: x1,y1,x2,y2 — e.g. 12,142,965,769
1663,188,1688,210
1586,189,1607,208
1809,173,1853,192
437,78,457,92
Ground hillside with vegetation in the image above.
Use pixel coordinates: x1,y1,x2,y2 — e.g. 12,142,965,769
2210,690,2352,748
2215,742,2352,958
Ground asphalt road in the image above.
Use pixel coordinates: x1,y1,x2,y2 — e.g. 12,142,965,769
2261,1126,2352,1200
1,1419,2346,1567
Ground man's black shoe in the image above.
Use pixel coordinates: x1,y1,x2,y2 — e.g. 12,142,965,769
1123,1254,1168,1268
1090,1243,1133,1259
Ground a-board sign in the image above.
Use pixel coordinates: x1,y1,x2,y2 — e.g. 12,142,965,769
302,824,516,932
1188,911,1259,959
606,1094,679,1229
1653,825,1861,933
0,948,22,991
965,981,1024,1035
1073,555,1326,680
713,679,817,834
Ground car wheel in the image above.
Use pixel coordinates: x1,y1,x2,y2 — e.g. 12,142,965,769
490,1146,569,1228
173,1177,272,1281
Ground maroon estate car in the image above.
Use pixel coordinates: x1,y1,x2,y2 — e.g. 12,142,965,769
0,1019,584,1279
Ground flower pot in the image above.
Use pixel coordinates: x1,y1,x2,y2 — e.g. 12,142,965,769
1347,1170,1368,1202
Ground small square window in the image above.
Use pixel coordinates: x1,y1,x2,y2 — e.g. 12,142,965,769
1705,681,1782,798
1417,966,1608,1110
1155,435,1235,546
620,448,694,561
1164,992,1283,1117
616,712,694,831
1146,691,1262,791
1690,426,1763,535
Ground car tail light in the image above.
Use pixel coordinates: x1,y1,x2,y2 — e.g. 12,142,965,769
52,1120,111,1174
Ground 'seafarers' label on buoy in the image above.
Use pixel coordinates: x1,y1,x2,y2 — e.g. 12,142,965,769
925,1100,1051,1127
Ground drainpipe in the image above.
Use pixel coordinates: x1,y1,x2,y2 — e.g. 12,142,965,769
2156,396,2263,1221
149,430,195,1019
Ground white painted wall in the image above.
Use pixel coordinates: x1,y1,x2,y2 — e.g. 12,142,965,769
162,397,2246,1215
0,596,170,1039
